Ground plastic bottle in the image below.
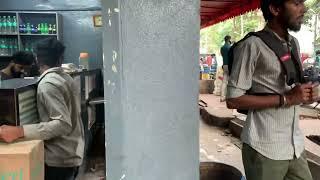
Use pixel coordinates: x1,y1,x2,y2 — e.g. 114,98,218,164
8,39,13,56
26,42,30,52
0,39,3,56
37,24,41,34
31,24,35,34
12,16,17,33
19,24,23,33
0,17,3,34
3,39,8,56
2,16,7,34
26,23,31,34
52,24,56,34
7,16,12,33
24,42,27,51
13,39,18,54
40,23,44,34
34,27,38,34
48,24,52,34
44,23,48,34
30,42,34,52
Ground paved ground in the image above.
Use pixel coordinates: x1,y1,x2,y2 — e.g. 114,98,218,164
200,119,244,174
199,94,320,164
76,93,320,179
76,120,245,179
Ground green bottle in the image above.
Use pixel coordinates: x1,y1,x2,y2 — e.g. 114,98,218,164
44,23,48,34
41,23,44,34
0,17,3,34
8,39,13,55
0,39,4,56
25,42,29,52
2,16,7,34
13,39,18,53
12,16,17,33
26,23,31,34
2,40,9,56
7,16,12,33
37,24,41,34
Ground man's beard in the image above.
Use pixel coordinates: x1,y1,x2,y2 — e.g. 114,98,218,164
10,66,22,78
283,12,302,32
288,23,301,32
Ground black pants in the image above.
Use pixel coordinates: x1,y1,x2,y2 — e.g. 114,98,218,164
45,165,79,180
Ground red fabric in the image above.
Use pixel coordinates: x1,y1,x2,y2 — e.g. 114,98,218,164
206,56,213,66
300,53,310,63
201,0,261,28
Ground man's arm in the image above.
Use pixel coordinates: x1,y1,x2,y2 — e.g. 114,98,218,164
227,83,313,110
226,95,280,110
0,82,73,143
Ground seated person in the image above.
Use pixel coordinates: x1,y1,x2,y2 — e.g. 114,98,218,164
0,51,35,80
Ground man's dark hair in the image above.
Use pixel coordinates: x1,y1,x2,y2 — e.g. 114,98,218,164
261,0,286,21
224,35,231,42
11,51,35,66
36,38,65,67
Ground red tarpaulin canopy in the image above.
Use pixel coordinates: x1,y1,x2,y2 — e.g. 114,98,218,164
201,0,261,28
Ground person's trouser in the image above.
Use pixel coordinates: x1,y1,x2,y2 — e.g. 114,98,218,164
45,164,79,180
220,65,229,101
242,144,313,180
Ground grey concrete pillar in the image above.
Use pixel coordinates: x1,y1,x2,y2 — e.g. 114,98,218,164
102,0,200,179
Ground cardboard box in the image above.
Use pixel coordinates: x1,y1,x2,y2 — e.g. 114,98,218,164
0,140,44,180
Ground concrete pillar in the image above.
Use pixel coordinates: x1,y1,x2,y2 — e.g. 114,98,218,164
102,0,200,179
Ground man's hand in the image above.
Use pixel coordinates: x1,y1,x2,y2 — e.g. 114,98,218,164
311,82,320,102
0,125,24,143
285,83,313,105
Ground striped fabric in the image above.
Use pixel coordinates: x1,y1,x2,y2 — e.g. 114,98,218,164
226,27,305,160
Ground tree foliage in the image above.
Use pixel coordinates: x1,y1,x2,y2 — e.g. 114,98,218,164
200,10,263,54
200,0,320,54
304,0,320,27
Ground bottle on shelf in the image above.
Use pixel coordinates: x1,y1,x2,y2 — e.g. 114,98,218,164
30,42,34,52
0,17,3,34
24,41,34,52
19,24,24,33
44,23,48,34
7,16,12,34
34,26,38,34
20,24,27,34
37,24,41,34
52,24,57,34
8,39,13,56
1,39,8,56
48,24,52,34
24,42,29,52
2,16,7,34
31,24,35,34
5,39,9,56
0,39,4,56
12,16,17,33
13,39,18,54
26,23,31,34
40,23,44,34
